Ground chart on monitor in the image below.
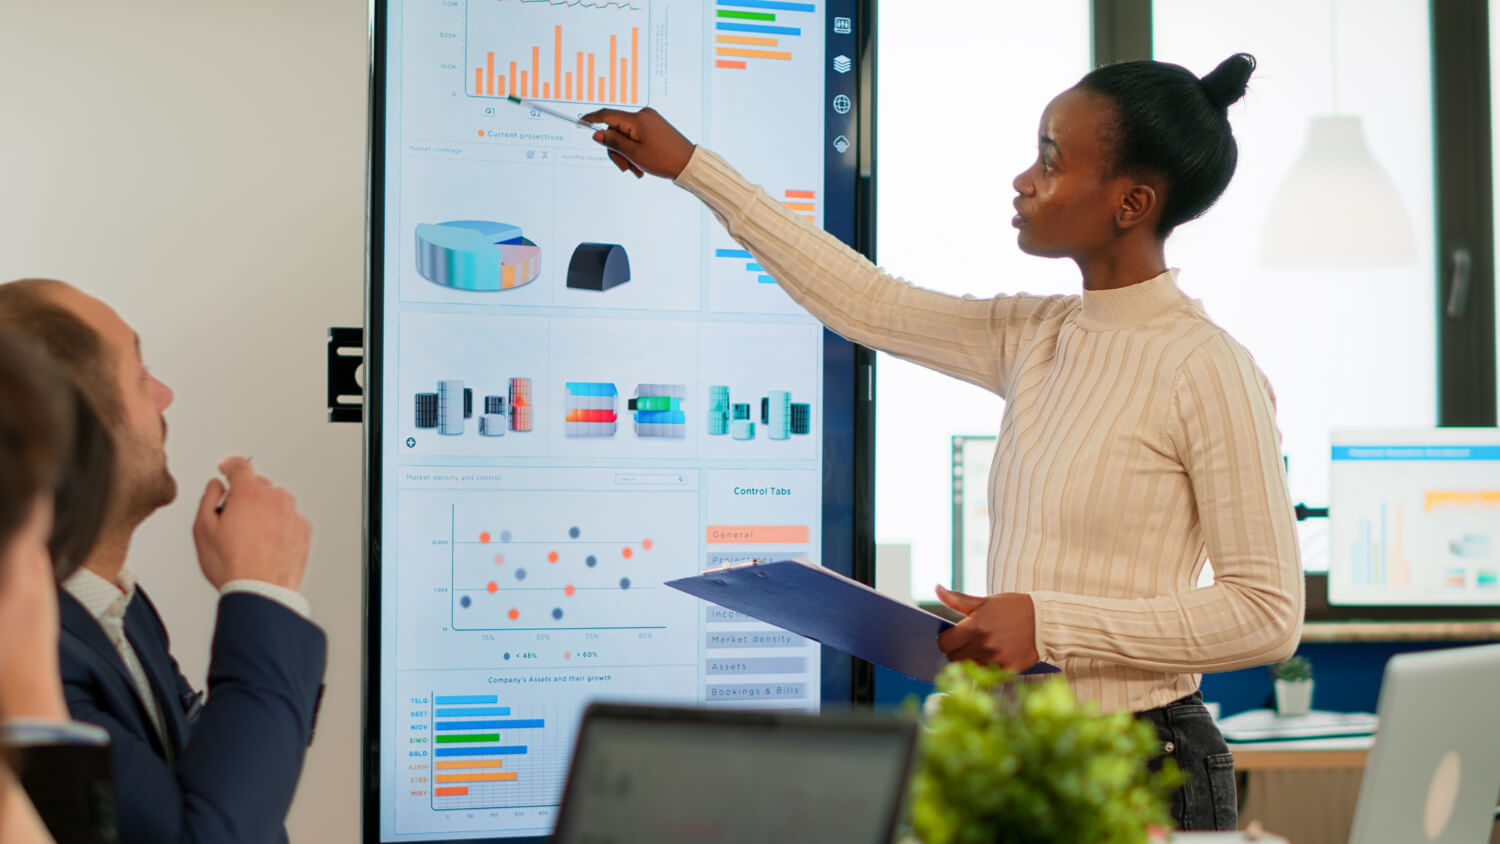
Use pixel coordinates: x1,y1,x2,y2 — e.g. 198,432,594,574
371,0,864,840
1328,429,1500,606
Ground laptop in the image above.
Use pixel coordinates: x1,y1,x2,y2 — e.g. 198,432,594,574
1349,643,1500,844
551,703,919,844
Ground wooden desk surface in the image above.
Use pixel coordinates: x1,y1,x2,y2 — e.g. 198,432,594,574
1229,735,1373,771
1300,621,1500,642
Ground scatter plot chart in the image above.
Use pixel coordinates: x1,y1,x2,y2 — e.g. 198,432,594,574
441,489,696,632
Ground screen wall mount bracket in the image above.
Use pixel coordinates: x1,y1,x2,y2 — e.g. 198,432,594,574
328,326,364,423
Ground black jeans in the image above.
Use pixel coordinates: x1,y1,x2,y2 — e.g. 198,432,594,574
1136,691,1238,831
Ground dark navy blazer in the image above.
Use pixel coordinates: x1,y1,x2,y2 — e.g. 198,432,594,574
58,587,326,844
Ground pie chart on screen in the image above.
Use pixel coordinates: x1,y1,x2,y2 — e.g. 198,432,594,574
414,220,541,291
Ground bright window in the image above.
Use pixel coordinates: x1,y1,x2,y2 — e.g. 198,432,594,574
875,1,1091,595
1154,0,1438,572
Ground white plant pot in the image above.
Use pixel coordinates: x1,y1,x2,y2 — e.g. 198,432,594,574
1274,679,1314,717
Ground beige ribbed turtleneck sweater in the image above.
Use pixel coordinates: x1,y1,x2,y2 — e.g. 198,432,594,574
677,147,1304,713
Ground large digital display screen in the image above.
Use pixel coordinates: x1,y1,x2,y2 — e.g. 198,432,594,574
367,1,867,840
1329,429,1500,607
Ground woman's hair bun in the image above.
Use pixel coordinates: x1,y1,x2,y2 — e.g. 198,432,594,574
1199,53,1255,110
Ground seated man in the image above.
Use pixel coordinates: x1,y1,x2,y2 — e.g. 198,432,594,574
0,279,327,844
0,332,116,844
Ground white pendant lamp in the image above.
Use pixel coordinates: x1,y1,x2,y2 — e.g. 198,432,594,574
1259,115,1417,268
1259,0,1416,269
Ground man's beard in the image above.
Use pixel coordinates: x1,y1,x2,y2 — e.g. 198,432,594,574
118,449,177,528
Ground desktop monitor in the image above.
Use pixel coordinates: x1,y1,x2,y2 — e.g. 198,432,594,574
1328,429,1500,607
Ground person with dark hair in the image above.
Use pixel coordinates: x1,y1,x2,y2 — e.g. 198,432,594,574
0,331,117,844
48,384,116,583
582,53,1300,831
0,279,327,844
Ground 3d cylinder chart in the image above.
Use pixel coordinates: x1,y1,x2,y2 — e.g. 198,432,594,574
415,378,534,436
707,384,810,442
415,220,541,292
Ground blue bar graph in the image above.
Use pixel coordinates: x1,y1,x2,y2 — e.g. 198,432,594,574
434,745,529,758
434,719,546,731
718,0,817,12
433,695,497,705
746,263,763,271
715,249,753,259
433,706,512,718
758,275,775,284
716,22,803,36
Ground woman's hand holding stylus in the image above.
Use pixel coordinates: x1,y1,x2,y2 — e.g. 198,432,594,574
582,107,696,180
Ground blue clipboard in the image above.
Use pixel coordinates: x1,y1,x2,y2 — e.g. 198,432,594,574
666,559,1058,682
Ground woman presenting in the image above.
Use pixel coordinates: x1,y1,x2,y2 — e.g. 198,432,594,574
586,53,1303,831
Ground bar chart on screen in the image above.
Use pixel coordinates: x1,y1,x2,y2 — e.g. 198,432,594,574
711,0,817,72
1330,435,1500,606
466,0,650,106
425,693,564,811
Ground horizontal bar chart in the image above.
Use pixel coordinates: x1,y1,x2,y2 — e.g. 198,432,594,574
435,745,529,757
435,719,546,731
435,759,504,770
433,706,511,717
436,733,500,744
434,695,497,706
435,772,519,784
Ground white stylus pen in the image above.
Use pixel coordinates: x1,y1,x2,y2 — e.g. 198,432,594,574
505,95,607,131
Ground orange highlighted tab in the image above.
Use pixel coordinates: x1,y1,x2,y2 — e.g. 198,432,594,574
706,525,810,544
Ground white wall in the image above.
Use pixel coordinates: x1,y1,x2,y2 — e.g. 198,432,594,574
0,2,369,840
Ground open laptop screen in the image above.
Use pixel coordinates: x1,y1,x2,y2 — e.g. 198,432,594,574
553,706,916,844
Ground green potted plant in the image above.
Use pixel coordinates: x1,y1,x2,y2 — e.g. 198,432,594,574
1269,655,1314,717
907,662,1182,844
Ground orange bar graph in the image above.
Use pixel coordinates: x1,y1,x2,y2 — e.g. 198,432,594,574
468,23,642,106
785,190,816,199
436,772,519,784
436,759,504,771
716,60,747,69
782,202,815,212
609,35,617,102
435,787,469,797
